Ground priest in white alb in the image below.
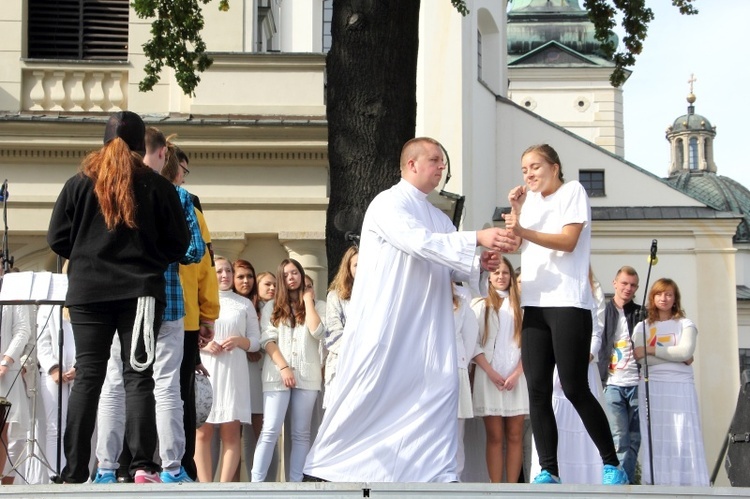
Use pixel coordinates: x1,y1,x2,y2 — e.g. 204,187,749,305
303,137,516,482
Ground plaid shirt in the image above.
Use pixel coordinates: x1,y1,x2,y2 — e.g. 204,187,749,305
163,186,205,321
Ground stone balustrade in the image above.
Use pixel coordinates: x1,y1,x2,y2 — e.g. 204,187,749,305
22,66,127,112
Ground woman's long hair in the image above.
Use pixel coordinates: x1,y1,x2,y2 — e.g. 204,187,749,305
328,246,358,301
270,258,306,328
81,138,144,230
646,278,685,323
233,259,260,314
160,141,180,183
481,256,522,347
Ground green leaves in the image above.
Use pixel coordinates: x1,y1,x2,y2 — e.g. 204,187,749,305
451,0,470,16
133,0,223,95
584,0,697,87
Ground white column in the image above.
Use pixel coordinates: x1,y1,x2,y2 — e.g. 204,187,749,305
279,0,324,53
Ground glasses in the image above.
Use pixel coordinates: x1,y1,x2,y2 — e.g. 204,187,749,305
180,165,190,177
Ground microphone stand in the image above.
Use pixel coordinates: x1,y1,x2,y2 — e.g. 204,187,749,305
639,239,657,485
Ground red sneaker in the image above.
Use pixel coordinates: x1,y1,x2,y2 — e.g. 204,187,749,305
134,470,162,484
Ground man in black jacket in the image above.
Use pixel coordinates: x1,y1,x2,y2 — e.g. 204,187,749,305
597,266,641,484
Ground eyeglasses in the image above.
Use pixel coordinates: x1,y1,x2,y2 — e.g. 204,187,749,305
180,165,190,176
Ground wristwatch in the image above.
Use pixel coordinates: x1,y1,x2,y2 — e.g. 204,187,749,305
0,360,9,367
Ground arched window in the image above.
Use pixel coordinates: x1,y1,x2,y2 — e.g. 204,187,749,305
476,8,500,92
689,137,699,170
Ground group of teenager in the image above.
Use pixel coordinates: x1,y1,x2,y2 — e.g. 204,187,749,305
0,111,709,487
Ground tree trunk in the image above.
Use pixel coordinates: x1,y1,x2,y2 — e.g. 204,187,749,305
325,0,421,282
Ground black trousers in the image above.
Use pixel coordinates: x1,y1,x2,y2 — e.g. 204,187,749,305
522,306,618,477
62,299,163,483
180,329,200,480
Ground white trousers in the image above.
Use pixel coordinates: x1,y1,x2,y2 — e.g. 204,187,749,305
96,319,185,470
251,389,318,482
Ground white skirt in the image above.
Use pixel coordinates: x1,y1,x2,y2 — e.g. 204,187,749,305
530,363,603,484
457,367,473,419
473,368,529,417
638,377,709,486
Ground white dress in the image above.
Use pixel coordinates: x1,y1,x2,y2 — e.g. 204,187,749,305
204,290,260,424
633,317,709,486
0,304,31,439
471,295,528,417
304,179,480,482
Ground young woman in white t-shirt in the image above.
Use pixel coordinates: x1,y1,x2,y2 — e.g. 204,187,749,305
502,144,626,485
633,278,708,486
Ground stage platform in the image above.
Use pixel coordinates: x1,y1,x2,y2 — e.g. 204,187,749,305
0,483,748,498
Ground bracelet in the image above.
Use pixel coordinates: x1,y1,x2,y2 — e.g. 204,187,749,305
199,322,215,330
280,366,289,371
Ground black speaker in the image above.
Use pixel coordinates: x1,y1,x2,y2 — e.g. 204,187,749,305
726,369,750,487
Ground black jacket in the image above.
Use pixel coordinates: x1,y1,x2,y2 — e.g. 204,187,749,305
597,299,641,383
47,168,189,307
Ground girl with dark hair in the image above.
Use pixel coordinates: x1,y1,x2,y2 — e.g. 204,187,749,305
232,259,265,477
633,278,708,485
47,111,189,483
251,258,325,482
503,144,626,485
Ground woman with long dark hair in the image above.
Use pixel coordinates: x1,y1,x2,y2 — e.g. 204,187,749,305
47,111,189,483
251,258,325,482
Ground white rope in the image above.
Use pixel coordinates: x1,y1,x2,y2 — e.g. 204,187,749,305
130,296,156,372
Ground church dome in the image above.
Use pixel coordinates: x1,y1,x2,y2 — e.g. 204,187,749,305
507,0,616,58
666,172,750,243
671,112,713,132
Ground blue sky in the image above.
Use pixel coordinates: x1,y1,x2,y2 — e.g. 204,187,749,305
621,0,750,188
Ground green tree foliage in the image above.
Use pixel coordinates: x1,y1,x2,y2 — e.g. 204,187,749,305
132,0,229,95
133,0,696,94
584,0,697,86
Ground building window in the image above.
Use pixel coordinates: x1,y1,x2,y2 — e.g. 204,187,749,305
740,349,750,379
323,0,333,52
689,137,699,170
28,0,129,60
477,30,483,81
579,170,605,197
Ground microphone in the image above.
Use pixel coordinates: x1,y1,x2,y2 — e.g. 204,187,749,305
648,239,658,265
344,231,360,243
0,180,8,202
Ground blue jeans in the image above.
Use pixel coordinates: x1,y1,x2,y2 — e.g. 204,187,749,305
603,384,640,482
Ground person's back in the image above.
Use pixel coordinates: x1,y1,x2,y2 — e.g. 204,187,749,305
47,111,190,484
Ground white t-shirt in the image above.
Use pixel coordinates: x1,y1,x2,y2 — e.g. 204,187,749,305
519,181,592,309
607,308,640,387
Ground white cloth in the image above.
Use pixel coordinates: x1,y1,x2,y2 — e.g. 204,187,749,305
633,317,708,485
454,288,478,420
471,297,528,417
608,308,640,386
0,305,31,438
259,299,326,393
204,290,260,424
519,181,592,309
304,179,479,482
323,290,348,409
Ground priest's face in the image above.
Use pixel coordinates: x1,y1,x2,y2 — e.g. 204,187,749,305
283,262,303,292
410,143,446,193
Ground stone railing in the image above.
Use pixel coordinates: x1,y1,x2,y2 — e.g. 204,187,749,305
21,65,128,112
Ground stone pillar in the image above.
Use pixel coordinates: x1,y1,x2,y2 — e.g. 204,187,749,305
279,231,327,300
211,232,248,262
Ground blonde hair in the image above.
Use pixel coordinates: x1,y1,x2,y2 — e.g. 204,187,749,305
646,278,685,322
328,246,358,301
